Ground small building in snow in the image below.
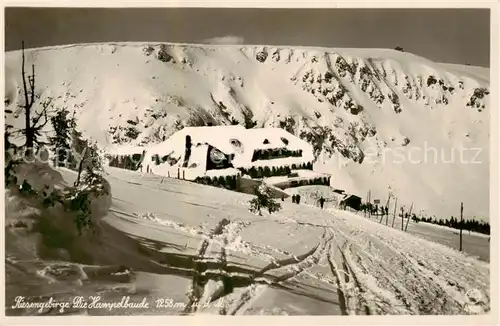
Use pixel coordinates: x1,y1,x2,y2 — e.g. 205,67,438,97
340,194,362,211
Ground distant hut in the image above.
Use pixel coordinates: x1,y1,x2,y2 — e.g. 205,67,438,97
340,194,362,211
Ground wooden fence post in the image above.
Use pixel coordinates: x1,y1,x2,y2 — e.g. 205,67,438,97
391,197,398,227
400,207,405,231
460,202,463,251
368,190,371,219
365,190,369,218
385,194,391,225
404,203,414,232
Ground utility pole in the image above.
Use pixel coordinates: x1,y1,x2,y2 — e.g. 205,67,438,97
368,190,371,219
460,202,463,252
365,191,369,218
385,194,391,225
391,197,398,227
400,207,405,231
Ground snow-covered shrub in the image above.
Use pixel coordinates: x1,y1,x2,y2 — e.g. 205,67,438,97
350,104,364,115
157,44,174,63
427,76,438,87
466,87,489,109
256,50,268,63
248,184,282,215
65,173,109,234
335,56,351,78
143,45,154,56
389,93,402,113
279,116,296,134
6,158,109,236
359,65,372,77
124,126,140,140
324,71,334,83
271,50,280,62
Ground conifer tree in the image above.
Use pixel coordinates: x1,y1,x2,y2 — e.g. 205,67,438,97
249,184,282,215
49,107,71,167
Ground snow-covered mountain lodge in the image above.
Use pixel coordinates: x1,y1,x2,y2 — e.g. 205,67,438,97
107,125,331,191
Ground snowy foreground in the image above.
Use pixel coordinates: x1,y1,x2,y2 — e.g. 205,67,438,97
5,167,489,316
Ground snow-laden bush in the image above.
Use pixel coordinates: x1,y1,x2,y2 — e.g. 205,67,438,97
5,158,110,236
143,44,154,56
66,173,109,234
427,75,438,87
157,44,174,63
466,87,489,109
256,50,268,63
6,119,108,236
248,184,282,216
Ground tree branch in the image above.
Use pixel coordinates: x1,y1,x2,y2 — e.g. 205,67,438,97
21,41,30,110
31,98,54,128
31,107,47,128
30,64,35,105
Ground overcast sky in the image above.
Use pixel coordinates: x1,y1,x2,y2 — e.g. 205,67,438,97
5,8,490,67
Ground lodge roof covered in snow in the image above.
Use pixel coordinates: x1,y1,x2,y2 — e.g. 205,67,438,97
107,125,315,179
150,125,314,168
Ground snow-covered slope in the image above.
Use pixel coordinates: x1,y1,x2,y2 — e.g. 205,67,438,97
6,165,489,315
4,42,490,220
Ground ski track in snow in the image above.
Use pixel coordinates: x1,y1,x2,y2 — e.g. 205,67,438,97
130,205,489,315
20,167,486,316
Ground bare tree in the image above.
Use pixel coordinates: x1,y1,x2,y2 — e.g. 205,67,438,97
20,41,52,150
